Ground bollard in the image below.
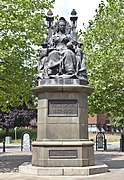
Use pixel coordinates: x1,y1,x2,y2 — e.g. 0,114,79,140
121,134,124,152
104,139,107,150
120,139,122,151
3,140,5,152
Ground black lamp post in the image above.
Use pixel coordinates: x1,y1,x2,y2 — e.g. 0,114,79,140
70,9,78,41
46,9,54,29
46,9,54,41
70,9,78,30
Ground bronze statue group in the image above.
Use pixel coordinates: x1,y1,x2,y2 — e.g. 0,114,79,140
38,10,87,84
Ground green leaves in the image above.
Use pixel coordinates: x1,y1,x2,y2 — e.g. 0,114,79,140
0,0,55,111
81,0,124,119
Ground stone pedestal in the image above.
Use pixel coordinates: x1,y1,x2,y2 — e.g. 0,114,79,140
32,141,94,167
32,82,95,167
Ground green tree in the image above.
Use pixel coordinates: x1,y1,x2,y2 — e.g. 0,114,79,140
111,116,124,128
0,0,55,111
80,0,124,119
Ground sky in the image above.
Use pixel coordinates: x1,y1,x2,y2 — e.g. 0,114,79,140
52,0,101,29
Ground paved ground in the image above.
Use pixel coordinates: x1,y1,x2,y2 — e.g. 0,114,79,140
0,142,124,180
0,153,31,173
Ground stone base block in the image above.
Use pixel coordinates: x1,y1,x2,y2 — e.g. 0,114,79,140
32,140,95,167
19,162,108,176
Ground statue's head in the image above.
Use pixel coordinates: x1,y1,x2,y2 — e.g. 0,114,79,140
54,17,71,34
58,17,66,33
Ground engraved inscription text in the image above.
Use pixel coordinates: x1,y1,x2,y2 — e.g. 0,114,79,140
48,100,78,116
49,150,77,159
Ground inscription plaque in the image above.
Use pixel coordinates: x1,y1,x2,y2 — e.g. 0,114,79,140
49,150,77,159
48,100,78,117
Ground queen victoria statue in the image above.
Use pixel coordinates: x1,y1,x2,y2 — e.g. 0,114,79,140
24,9,108,176
38,9,88,85
20,8,110,174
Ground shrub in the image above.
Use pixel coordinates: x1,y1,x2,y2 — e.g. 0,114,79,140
0,128,37,142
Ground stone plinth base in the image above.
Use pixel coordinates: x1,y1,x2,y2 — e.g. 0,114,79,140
32,140,94,167
38,78,88,86
19,162,108,176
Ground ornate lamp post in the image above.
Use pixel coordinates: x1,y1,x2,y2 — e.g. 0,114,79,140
46,9,54,41
70,9,78,41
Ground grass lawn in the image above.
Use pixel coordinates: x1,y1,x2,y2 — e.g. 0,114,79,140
89,132,121,142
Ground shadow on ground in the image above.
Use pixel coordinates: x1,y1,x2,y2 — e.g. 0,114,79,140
0,151,124,173
0,155,31,173
95,151,124,169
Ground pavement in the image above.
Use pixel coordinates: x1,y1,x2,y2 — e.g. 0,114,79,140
0,142,124,180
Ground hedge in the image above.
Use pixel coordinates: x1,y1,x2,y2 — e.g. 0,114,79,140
0,128,37,142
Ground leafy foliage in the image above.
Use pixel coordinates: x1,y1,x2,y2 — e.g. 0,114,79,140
80,0,124,119
0,0,55,111
111,116,124,128
0,105,36,134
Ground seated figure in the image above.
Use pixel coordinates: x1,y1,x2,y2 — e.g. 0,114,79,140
38,16,87,83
